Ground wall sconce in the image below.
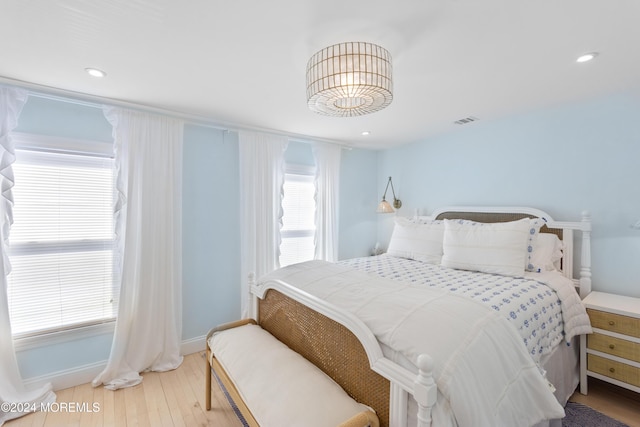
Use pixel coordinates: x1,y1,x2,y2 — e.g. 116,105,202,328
377,176,402,213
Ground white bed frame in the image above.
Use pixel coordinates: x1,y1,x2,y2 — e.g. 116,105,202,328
249,207,592,427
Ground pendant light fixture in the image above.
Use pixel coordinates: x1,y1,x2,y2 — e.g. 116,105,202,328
306,42,393,117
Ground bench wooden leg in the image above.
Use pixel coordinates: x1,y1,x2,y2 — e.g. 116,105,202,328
205,318,257,412
205,347,212,410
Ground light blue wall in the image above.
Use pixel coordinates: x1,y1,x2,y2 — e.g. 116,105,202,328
10,94,377,382
283,140,379,259
182,126,241,339
285,140,315,166
13,96,243,379
16,88,638,382
339,148,379,259
18,96,113,142
13,88,640,384
377,92,640,298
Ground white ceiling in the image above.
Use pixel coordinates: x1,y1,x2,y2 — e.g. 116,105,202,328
1,0,639,149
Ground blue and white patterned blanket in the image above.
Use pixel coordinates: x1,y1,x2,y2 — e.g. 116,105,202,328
339,254,590,363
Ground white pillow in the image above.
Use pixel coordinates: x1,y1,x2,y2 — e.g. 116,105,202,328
529,233,564,272
441,218,530,277
387,217,444,264
524,217,545,272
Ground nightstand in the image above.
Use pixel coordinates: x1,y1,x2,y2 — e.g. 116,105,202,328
580,291,640,395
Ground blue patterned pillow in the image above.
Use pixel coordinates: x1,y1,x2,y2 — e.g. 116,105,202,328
529,232,564,272
525,218,548,272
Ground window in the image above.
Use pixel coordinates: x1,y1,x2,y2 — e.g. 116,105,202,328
6,134,117,339
279,165,316,267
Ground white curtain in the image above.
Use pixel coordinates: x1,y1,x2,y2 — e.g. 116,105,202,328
92,107,183,390
0,87,56,425
312,142,342,262
239,131,288,317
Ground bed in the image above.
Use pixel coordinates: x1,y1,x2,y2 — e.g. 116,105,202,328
248,207,593,427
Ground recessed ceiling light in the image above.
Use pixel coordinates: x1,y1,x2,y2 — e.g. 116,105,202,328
361,131,371,136
85,67,107,78
576,52,598,63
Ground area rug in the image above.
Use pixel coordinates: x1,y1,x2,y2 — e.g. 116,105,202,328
563,402,630,427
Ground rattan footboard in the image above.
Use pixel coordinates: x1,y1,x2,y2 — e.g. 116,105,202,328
258,289,391,427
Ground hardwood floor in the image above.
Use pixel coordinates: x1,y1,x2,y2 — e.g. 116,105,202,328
7,353,640,426
6,352,241,427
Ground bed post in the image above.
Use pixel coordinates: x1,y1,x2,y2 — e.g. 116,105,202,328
414,354,437,427
579,211,592,298
578,211,592,395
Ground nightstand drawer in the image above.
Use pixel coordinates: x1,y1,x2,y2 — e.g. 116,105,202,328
587,309,640,339
588,333,640,363
588,354,640,388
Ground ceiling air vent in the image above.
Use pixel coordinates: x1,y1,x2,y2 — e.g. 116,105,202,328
454,116,479,125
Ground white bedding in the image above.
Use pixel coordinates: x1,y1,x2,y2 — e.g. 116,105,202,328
258,258,592,427
341,255,591,362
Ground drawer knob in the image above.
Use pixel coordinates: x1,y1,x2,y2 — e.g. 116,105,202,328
609,344,615,350
609,367,615,373
608,320,615,326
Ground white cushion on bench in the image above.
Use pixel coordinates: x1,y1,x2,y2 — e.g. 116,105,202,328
209,324,374,427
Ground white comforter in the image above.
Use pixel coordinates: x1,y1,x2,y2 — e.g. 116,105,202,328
258,260,590,427
341,255,592,361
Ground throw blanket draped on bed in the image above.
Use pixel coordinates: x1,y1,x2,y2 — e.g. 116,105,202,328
259,260,566,427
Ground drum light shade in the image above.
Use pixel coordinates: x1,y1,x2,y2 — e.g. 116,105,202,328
306,42,393,117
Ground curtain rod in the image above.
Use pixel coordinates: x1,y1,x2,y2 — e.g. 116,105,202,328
0,76,352,149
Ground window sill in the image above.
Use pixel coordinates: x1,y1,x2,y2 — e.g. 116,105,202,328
13,321,115,352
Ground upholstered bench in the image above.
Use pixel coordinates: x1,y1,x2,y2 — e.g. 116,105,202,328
205,319,379,427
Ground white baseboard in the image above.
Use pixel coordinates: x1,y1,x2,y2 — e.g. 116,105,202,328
24,335,207,392
24,360,107,392
181,335,206,355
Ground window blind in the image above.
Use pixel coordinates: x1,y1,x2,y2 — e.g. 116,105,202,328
279,171,316,267
7,148,117,338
